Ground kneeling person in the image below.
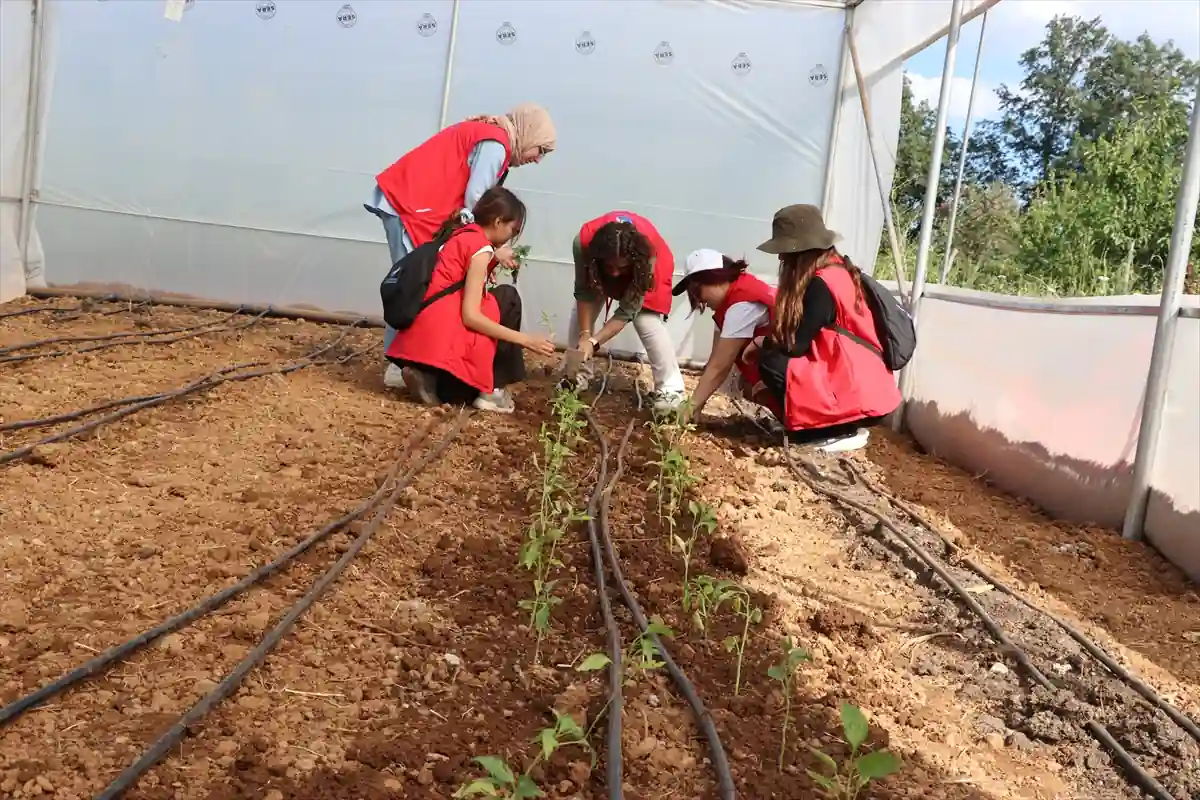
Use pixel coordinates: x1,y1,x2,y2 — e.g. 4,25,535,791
386,188,556,413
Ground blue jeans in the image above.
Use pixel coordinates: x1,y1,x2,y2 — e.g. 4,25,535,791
369,208,415,351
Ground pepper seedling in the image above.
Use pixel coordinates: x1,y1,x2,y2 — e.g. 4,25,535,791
808,704,902,799
766,636,812,770
454,711,593,799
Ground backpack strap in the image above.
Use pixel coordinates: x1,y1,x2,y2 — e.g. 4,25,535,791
419,279,466,312
832,324,884,359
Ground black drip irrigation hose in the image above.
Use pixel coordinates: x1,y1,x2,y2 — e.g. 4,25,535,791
779,441,1177,800
582,409,626,798
93,409,472,800
0,303,72,320
585,411,737,800
0,308,244,356
0,414,443,727
837,458,1200,746
0,293,140,320
0,322,366,468
0,307,270,366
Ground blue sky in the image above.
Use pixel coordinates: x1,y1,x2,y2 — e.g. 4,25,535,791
904,0,1200,131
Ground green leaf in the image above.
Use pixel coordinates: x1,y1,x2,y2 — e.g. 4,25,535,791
539,727,558,760
767,664,787,682
555,711,585,740
806,770,837,791
722,636,739,653
472,756,515,785
855,749,901,780
454,778,502,798
577,653,612,672
807,747,838,771
513,774,546,798
840,703,870,750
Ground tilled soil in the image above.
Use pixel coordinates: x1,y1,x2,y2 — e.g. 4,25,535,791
1,297,1197,800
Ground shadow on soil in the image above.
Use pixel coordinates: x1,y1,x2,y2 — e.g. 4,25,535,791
195,378,1003,800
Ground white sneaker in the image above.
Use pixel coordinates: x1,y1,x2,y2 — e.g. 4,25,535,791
401,367,439,405
813,428,870,453
384,362,406,389
473,388,516,414
649,390,685,415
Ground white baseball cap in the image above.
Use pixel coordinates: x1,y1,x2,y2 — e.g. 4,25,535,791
672,248,725,296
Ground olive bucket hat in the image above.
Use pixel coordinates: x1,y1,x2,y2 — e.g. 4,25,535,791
756,204,841,255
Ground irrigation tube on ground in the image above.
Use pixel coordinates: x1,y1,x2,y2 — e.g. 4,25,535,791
779,441,1177,800
94,410,472,800
0,415,443,727
0,307,249,356
835,457,1200,745
582,411,626,798
0,323,366,467
586,411,737,800
0,307,270,366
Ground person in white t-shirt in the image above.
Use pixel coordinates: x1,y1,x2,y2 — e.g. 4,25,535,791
671,249,779,420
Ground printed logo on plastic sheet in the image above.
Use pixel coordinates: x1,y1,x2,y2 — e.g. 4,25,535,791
575,31,596,55
731,52,752,76
416,13,438,37
614,215,633,225
496,22,517,46
809,64,829,87
184,0,195,9
337,4,357,28
653,41,674,66
255,1,276,20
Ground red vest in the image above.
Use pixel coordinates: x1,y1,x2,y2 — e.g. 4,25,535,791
779,264,901,430
578,211,675,316
376,121,512,247
712,274,777,395
385,224,502,393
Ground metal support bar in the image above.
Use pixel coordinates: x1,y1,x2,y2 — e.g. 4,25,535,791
893,0,964,433
18,0,48,286
847,29,908,297
940,10,989,284
819,10,852,216
1121,96,1200,541
436,0,461,131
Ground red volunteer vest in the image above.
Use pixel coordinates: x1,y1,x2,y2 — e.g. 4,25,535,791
712,273,777,395
376,121,512,247
578,211,675,316
385,224,503,393
780,263,901,431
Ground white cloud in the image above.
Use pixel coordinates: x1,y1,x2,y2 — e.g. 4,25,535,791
1000,0,1199,58
906,73,1001,122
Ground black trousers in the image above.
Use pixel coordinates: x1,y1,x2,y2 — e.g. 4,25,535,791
758,348,887,444
394,284,526,405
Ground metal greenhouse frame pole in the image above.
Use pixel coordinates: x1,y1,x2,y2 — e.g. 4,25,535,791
436,0,462,130
18,0,48,286
893,0,964,431
847,26,908,298
939,10,989,284
1121,96,1200,542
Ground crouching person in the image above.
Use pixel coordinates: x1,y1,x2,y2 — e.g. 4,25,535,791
386,187,556,413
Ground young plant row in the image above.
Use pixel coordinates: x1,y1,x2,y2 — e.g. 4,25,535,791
518,386,590,664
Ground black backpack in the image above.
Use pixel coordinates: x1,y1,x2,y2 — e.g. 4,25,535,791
832,271,917,371
380,228,468,331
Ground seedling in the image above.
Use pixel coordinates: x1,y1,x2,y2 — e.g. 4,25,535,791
627,617,675,674
721,588,762,697
807,704,902,799
454,711,593,799
647,407,698,547
676,500,717,609
766,636,812,771
520,386,590,662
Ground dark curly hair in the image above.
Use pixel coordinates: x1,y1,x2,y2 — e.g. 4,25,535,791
584,222,654,304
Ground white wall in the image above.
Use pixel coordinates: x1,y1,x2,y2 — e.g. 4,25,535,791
30,0,846,361
903,287,1200,582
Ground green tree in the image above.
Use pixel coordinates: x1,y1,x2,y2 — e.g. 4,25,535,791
891,75,963,234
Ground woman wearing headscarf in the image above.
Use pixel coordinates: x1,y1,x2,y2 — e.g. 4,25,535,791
366,103,557,388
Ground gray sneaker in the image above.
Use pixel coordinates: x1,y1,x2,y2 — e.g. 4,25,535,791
648,390,685,415
472,388,516,414
384,362,406,389
401,367,439,405
811,428,870,453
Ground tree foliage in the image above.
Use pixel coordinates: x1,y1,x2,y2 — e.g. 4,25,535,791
882,14,1199,297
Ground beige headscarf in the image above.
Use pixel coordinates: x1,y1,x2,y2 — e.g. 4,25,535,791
467,103,556,166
